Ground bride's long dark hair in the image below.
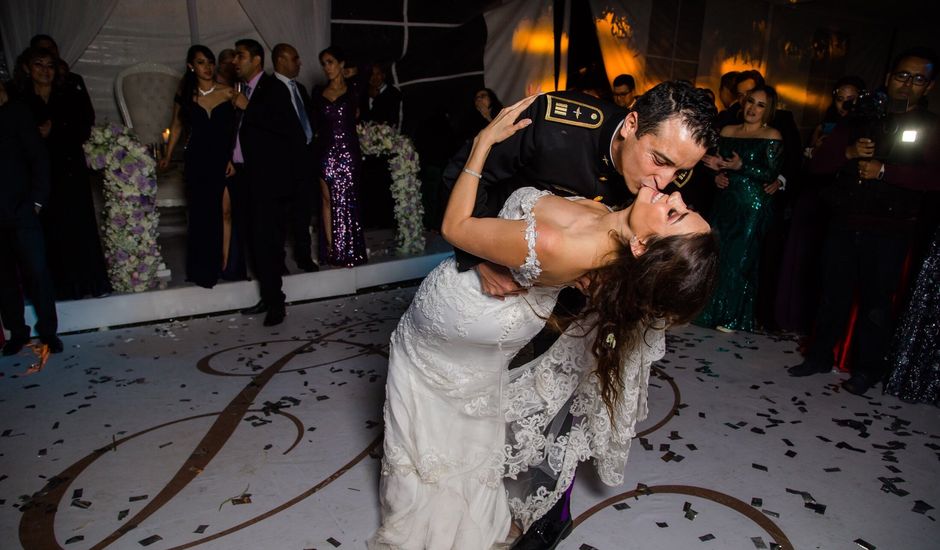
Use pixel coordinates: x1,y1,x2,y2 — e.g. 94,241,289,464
571,232,719,421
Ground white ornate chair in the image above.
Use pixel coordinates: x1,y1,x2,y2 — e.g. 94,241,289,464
114,62,186,210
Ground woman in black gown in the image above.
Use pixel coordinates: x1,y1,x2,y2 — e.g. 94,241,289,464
16,47,111,299
162,45,245,288
884,225,940,405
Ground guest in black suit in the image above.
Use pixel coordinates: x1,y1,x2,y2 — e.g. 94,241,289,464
360,63,403,229
232,39,315,326
273,44,319,273
361,63,402,128
0,82,61,355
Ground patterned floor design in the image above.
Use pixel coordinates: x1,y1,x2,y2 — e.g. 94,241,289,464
1,285,937,549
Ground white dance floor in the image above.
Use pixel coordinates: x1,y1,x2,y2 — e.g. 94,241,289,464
1,283,938,549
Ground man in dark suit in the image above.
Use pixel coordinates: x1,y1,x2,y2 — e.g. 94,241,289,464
361,63,402,128
0,82,61,355
232,39,315,326
272,43,320,273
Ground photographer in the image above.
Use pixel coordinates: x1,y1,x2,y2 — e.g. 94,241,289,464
789,47,939,396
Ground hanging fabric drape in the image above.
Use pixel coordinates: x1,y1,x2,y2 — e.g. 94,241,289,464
587,0,651,93
0,0,119,71
483,0,569,105
236,0,330,89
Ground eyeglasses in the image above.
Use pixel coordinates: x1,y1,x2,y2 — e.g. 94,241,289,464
892,71,930,86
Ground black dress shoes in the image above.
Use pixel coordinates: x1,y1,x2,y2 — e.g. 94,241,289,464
41,336,64,354
842,374,875,396
296,258,320,273
241,301,268,315
2,334,30,356
511,516,573,550
787,360,831,377
263,306,286,327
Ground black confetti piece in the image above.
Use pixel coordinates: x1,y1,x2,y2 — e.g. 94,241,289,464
327,537,342,547
752,463,767,472
579,545,599,550
751,497,763,507
65,535,85,544
854,538,876,550
139,534,163,546
194,525,209,534
129,495,148,502
118,509,129,520
613,502,630,510
656,521,668,528
751,536,767,549
699,533,716,541
912,500,934,514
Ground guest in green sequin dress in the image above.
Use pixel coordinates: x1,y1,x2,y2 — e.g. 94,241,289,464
697,85,783,332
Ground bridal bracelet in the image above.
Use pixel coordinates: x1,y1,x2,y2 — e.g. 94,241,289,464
462,167,483,179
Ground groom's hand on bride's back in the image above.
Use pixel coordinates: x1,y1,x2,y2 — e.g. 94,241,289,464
475,262,526,300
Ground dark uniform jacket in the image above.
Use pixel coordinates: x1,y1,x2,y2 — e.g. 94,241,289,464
0,99,50,224
442,90,630,271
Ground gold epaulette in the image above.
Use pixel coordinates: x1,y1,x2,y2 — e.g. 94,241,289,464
544,95,603,129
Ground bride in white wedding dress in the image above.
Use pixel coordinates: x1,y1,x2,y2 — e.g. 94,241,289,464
369,95,719,550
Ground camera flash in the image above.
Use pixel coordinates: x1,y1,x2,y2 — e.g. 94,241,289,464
902,130,918,143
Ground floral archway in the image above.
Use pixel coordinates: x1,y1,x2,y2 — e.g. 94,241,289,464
356,122,425,256
84,124,164,293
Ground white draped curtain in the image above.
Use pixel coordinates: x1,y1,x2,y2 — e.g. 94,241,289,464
0,0,119,71
483,0,569,106
588,0,652,93
237,0,330,90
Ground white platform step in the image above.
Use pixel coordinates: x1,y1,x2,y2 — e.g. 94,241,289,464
22,251,452,334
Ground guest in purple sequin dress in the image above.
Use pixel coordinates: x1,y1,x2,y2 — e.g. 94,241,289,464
313,46,367,267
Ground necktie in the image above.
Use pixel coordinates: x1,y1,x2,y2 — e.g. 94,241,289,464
290,81,313,143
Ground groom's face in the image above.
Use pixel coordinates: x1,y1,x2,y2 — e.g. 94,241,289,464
617,112,705,194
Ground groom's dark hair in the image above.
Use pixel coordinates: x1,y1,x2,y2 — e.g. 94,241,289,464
632,81,718,149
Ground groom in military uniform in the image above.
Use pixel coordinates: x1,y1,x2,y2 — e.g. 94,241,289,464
442,80,717,549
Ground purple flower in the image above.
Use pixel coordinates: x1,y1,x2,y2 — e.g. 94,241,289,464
113,215,127,227
116,250,130,262
115,149,127,161
132,225,145,235
132,210,145,221
137,263,148,273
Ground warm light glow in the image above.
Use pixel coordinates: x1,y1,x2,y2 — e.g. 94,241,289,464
902,130,918,143
512,21,568,55
162,128,170,144
718,55,765,78
774,83,827,110
595,12,645,92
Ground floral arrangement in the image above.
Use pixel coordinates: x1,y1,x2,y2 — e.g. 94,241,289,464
357,122,425,255
83,123,164,293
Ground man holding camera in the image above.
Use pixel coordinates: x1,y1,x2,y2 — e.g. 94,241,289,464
788,47,939,395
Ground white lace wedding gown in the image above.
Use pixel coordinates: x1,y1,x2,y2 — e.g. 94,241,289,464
370,188,664,550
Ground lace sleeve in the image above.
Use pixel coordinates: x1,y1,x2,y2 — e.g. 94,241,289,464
504,188,553,288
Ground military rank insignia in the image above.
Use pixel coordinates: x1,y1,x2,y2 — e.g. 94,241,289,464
671,168,693,188
544,95,603,129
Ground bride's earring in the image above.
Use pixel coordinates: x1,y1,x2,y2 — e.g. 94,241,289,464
629,235,647,257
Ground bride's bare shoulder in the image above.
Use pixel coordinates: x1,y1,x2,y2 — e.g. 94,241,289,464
531,197,606,281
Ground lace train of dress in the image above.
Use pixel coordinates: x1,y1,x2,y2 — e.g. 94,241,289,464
370,188,664,549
